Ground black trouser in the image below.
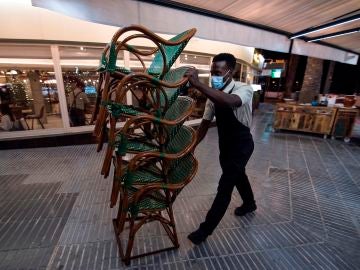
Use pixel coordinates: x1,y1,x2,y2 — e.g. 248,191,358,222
69,108,86,126
199,139,254,235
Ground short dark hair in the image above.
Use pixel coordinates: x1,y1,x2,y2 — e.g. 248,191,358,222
212,53,236,70
65,75,85,89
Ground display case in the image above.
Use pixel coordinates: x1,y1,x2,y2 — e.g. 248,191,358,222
273,103,338,138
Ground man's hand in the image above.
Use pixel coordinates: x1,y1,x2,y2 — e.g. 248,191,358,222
185,68,201,88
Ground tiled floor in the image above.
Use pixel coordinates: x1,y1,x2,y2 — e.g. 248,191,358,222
0,104,359,269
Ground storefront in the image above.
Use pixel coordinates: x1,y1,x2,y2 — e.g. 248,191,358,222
0,2,267,144
0,36,258,140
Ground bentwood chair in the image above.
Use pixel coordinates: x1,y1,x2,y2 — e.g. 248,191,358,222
100,68,193,178
93,25,196,142
113,153,198,265
110,123,196,207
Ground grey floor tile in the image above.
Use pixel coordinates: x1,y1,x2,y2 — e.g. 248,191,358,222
0,104,359,269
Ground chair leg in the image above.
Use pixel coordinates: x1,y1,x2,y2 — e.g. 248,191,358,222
38,118,45,129
115,190,128,233
124,218,136,266
101,117,116,177
113,212,181,266
110,179,120,208
110,155,123,207
24,119,30,130
96,122,108,152
39,119,44,129
31,119,34,130
167,206,179,247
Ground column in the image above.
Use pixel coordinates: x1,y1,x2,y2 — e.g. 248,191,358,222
284,54,300,98
299,57,323,103
51,45,70,129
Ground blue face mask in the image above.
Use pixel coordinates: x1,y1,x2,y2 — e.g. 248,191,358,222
211,70,230,90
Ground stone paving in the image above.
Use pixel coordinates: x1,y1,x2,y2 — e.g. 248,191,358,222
0,105,359,269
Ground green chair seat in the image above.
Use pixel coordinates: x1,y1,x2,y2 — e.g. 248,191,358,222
97,60,131,74
115,67,132,73
126,153,197,216
125,140,158,153
123,145,196,187
123,166,162,187
102,101,145,117
128,187,167,216
114,133,159,156
167,153,197,185
115,124,193,158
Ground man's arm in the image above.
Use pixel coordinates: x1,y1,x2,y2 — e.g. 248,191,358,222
185,68,242,107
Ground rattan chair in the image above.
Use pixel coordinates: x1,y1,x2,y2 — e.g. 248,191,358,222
110,123,196,207
113,153,198,265
93,25,196,141
91,26,199,266
105,96,195,206
100,69,193,178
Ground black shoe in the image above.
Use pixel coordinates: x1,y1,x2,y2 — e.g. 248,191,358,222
234,203,257,216
188,229,208,245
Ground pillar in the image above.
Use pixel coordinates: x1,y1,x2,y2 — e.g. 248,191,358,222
299,57,323,103
284,54,300,98
323,61,335,94
28,70,47,123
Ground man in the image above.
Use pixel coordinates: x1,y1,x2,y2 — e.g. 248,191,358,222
185,53,256,245
68,77,89,126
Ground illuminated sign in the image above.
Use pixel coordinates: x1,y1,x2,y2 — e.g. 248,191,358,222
271,69,282,78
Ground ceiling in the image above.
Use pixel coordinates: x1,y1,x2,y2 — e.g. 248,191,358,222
169,0,360,54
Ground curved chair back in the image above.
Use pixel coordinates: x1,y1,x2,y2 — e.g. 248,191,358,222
147,29,196,78
114,153,197,265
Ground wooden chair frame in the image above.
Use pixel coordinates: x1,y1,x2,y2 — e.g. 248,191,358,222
110,123,196,207
100,77,191,178
113,153,198,265
93,25,196,147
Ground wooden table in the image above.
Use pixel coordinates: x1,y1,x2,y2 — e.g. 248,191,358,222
273,103,337,138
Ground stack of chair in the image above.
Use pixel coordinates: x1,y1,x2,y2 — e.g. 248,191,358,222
93,25,199,265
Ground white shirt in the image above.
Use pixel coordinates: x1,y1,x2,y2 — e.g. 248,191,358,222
202,80,253,128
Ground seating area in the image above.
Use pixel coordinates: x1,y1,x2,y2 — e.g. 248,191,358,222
93,25,199,265
24,105,45,130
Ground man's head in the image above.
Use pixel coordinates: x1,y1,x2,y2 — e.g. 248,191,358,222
66,76,85,90
211,53,236,89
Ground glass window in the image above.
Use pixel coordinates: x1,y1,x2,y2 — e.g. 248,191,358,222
241,65,248,83
234,63,242,81
0,44,63,131
59,45,108,127
179,53,211,119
